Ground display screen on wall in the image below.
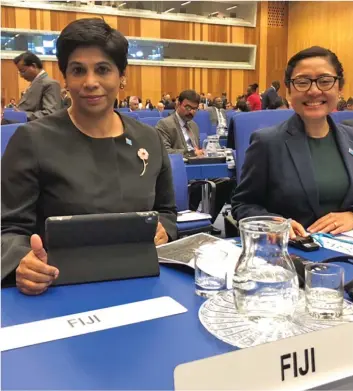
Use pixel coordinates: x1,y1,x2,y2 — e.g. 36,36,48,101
1,32,164,61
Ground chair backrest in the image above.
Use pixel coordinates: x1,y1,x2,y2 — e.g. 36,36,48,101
136,110,162,118
193,110,212,135
3,110,27,123
139,117,161,127
235,109,295,182
162,110,173,117
330,111,353,123
1,123,22,156
120,111,139,119
168,154,189,211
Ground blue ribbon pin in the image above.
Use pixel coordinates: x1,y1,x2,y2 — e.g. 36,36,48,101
125,138,132,146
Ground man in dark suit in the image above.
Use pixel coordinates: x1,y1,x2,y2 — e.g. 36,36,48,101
156,89,233,232
14,51,61,121
342,119,353,127
261,81,280,110
207,97,227,129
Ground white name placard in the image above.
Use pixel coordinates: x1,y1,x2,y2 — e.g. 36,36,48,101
1,296,187,352
174,323,353,390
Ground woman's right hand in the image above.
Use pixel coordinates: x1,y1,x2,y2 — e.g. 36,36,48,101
290,220,308,240
16,234,59,295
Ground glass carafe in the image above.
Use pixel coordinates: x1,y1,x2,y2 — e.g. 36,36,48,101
202,135,221,157
232,216,299,321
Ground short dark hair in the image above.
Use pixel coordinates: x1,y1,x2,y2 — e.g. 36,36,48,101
285,46,344,89
236,100,250,112
347,97,353,106
272,81,280,90
250,83,258,92
13,51,43,69
178,89,200,105
269,97,289,110
56,18,129,76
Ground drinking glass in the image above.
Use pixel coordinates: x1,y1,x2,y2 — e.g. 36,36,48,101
305,263,344,320
195,244,228,298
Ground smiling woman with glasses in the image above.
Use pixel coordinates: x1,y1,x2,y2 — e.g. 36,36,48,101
232,46,353,240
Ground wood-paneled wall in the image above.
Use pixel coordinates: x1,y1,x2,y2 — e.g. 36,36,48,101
1,3,286,105
288,2,353,97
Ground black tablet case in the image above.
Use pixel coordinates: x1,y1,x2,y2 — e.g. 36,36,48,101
46,212,160,286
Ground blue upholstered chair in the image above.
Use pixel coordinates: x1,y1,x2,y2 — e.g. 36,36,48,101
3,110,27,123
330,111,353,123
235,110,295,182
168,154,216,236
162,110,173,117
136,110,162,118
118,108,130,112
1,123,22,156
193,110,212,135
139,117,161,127
119,111,139,119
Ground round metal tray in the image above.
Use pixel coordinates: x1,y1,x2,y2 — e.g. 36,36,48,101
199,290,353,348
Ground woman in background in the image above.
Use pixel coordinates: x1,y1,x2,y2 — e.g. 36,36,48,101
246,83,262,111
2,18,177,295
145,98,154,110
232,46,353,238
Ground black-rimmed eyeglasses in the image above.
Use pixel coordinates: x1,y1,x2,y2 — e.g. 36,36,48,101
289,76,341,92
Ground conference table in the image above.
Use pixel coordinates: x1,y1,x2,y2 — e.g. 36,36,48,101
186,163,235,181
2,246,352,390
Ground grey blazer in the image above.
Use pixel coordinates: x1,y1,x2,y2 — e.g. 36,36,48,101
18,71,62,121
206,106,226,126
156,112,200,156
342,119,353,127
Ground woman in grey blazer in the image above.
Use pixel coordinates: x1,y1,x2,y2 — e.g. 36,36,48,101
2,18,177,295
232,46,353,239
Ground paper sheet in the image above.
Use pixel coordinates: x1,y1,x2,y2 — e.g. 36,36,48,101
177,210,212,222
1,296,187,352
314,236,353,256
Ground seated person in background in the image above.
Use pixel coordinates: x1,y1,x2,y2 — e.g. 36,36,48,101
1,18,177,295
156,102,165,113
14,51,62,121
246,83,262,111
207,97,227,129
336,99,347,111
145,99,154,110
345,96,353,111
61,88,72,108
156,89,233,230
232,46,353,239
269,96,290,110
235,100,250,112
129,96,140,111
198,102,205,110
262,81,281,109
1,97,19,125
225,102,233,111
6,98,17,108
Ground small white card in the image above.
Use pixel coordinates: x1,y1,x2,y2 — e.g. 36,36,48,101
1,296,187,352
177,210,212,222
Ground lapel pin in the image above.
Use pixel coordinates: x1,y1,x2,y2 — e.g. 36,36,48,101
349,148,353,156
125,138,132,146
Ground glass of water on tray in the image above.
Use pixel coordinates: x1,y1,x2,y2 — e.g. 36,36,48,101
305,263,344,320
195,244,228,298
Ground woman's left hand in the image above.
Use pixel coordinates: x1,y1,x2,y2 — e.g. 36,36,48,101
308,212,353,235
154,222,169,246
